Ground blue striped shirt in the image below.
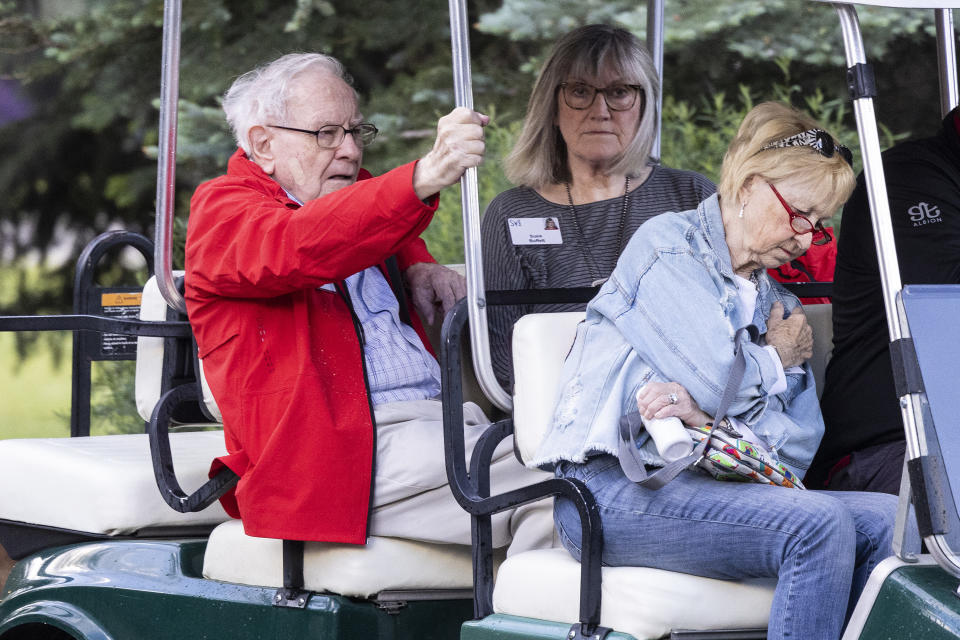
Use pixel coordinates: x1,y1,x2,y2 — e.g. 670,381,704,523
285,188,440,404
342,267,441,405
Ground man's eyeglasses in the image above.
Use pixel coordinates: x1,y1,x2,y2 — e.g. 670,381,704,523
558,82,644,112
759,129,853,167
769,183,833,246
267,123,379,149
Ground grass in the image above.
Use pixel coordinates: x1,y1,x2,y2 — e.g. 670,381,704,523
0,332,71,439
1,259,144,438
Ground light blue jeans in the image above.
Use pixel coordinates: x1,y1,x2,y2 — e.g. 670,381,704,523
554,455,897,640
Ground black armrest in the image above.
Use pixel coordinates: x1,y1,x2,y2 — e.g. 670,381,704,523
147,383,238,513
440,299,605,633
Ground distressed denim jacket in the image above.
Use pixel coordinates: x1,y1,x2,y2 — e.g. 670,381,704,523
531,194,823,478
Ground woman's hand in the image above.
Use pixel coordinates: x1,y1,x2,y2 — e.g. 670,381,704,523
766,301,813,369
635,381,711,427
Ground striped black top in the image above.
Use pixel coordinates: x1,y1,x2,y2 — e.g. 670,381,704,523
481,165,716,386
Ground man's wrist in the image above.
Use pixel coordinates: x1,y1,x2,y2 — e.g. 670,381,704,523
412,158,440,201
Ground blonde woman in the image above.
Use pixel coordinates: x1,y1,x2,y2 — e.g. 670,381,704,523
533,102,895,640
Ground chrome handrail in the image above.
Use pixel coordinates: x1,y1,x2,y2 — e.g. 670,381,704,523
447,0,667,412
647,0,665,161
154,0,186,314
936,8,959,116
830,1,960,578
448,0,511,411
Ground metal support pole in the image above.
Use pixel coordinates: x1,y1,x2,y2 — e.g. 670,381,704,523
154,0,186,314
646,0,665,162
833,5,903,342
832,2,960,575
448,0,511,411
936,8,958,117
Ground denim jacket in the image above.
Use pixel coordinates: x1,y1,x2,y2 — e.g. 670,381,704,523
531,194,823,477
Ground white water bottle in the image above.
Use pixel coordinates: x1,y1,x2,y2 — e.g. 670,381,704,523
636,386,694,462
642,415,693,461
637,389,693,462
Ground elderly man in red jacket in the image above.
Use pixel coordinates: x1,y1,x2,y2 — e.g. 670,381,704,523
185,53,551,553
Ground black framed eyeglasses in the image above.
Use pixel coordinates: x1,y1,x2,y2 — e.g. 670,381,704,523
267,123,379,149
558,82,644,112
759,129,853,167
769,183,833,246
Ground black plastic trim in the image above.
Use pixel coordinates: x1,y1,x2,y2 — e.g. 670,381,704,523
846,62,878,100
908,455,950,537
0,518,218,560
274,539,311,608
484,282,831,308
890,337,926,398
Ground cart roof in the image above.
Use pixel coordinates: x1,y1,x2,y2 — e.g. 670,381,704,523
810,0,960,8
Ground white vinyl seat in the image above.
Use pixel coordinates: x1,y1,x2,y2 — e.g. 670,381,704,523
495,312,782,639
203,520,475,597
0,431,228,535
0,274,229,538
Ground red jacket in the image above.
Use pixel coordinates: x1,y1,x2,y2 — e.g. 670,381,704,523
767,228,837,304
185,149,437,543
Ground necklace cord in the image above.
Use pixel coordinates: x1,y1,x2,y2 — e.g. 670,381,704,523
564,175,631,281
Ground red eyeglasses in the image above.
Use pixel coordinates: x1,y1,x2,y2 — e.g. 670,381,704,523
768,183,833,246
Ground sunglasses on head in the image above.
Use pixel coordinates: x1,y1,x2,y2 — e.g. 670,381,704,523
759,129,853,167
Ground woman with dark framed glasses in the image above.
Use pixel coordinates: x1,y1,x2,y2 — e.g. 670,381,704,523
533,102,896,640
481,24,715,387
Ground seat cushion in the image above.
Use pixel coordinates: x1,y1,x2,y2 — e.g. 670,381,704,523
493,549,774,640
0,432,229,535
804,303,832,399
202,520,475,597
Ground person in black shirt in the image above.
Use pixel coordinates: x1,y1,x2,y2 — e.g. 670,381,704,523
809,106,960,494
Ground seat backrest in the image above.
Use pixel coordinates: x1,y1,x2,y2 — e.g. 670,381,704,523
900,284,960,561
805,303,833,400
511,304,835,465
135,274,222,423
512,312,585,465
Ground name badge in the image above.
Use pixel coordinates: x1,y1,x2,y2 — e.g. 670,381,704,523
508,217,563,245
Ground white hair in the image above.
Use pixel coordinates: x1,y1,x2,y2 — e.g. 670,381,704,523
222,53,355,153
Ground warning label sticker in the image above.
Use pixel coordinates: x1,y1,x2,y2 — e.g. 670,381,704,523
100,292,142,356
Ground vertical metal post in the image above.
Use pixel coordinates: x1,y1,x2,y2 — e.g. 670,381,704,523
154,0,186,314
936,8,958,117
646,0,665,162
832,2,926,566
833,4,904,341
448,0,512,411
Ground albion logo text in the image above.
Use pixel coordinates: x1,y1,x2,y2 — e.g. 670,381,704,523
908,202,943,227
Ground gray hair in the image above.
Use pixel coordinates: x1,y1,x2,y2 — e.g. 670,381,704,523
222,53,355,154
505,24,659,188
